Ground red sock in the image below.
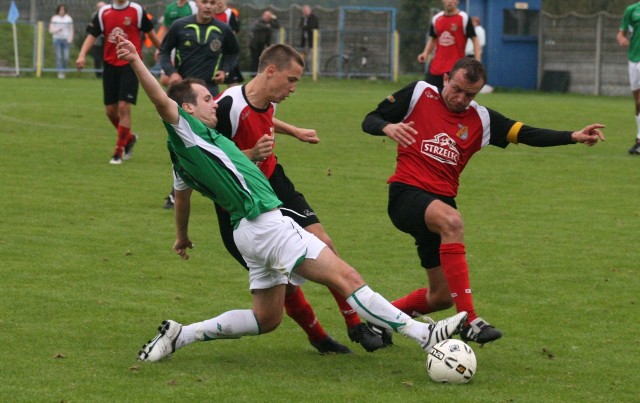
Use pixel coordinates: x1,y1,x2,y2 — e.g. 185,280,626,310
328,287,361,328
284,286,328,343
392,288,431,316
116,126,131,150
440,243,476,321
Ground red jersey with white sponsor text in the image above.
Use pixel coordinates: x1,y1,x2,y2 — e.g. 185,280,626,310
215,85,277,178
362,81,577,197
86,1,154,67
429,10,475,76
364,81,517,197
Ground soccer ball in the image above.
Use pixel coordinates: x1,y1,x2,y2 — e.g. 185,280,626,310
427,339,477,384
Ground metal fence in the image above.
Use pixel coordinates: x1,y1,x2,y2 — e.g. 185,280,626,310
0,1,631,94
0,1,396,79
539,11,627,96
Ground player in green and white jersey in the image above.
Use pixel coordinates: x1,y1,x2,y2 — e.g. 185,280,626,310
115,34,468,363
617,2,640,154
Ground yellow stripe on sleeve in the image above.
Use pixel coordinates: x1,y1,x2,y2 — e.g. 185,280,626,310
507,121,524,144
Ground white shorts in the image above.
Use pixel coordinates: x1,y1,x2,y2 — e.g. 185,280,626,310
233,209,327,290
628,61,640,91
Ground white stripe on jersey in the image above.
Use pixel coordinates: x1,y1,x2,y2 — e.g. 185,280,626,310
218,85,278,139
407,82,492,149
468,101,492,148
171,114,252,195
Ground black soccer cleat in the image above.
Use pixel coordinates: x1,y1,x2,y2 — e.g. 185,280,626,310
460,317,502,345
347,323,385,352
310,336,352,355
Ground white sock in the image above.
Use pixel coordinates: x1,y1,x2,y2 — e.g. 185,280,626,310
346,285,412,333
635,114,640,139
176,309,259,349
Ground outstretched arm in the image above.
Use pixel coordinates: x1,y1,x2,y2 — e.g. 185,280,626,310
273,117,319,143
570,124,606,147
115,34,179,125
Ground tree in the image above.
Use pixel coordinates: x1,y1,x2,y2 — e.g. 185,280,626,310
397,0,437,75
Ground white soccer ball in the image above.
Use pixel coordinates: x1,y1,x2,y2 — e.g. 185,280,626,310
427,339,477,384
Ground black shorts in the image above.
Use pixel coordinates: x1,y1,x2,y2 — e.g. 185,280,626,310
388,182,456,269
270,163,319,227
102,63,139,105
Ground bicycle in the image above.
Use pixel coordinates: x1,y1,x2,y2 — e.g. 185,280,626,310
323,44,370,79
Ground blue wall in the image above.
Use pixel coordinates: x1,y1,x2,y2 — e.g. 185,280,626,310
462,0,541,90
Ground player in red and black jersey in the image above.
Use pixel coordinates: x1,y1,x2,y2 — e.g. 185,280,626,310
417,0,480,88
362,57,605,345
76,0,160,164
211,44,385,354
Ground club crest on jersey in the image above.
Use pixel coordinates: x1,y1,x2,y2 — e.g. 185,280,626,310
421,133,460,165
210,39,222,52
455,123,469,140
123,16,132,26
240,109,251,120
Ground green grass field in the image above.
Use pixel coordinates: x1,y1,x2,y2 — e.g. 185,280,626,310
0,76,638,402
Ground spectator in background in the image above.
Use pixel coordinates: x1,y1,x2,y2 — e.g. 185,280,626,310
249,10,279,74
89,1,106,78
298,4,318,70
465,16,492,94
617,3,640,155
465,16,484,58
49,4,74,79
417,0,480,88
299,5,318,49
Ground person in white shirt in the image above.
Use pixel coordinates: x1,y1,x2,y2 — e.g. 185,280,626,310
465,16,485,57
49,4,74,79
465,16,492,93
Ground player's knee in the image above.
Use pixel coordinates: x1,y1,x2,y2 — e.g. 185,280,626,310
440,211,464,238
428,287,454,311
430,295,454,311
256,312,283,334
322,237,336,254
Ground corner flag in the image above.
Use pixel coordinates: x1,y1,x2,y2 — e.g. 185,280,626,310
8,0,20,76
7,0,20,24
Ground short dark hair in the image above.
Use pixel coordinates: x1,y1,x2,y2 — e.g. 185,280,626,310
167,78,207,105
55,4,66,13
258,44,304,73
450,57,487,85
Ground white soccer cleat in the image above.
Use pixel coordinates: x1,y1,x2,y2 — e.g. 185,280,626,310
419,311,468,352
138,320,182,362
